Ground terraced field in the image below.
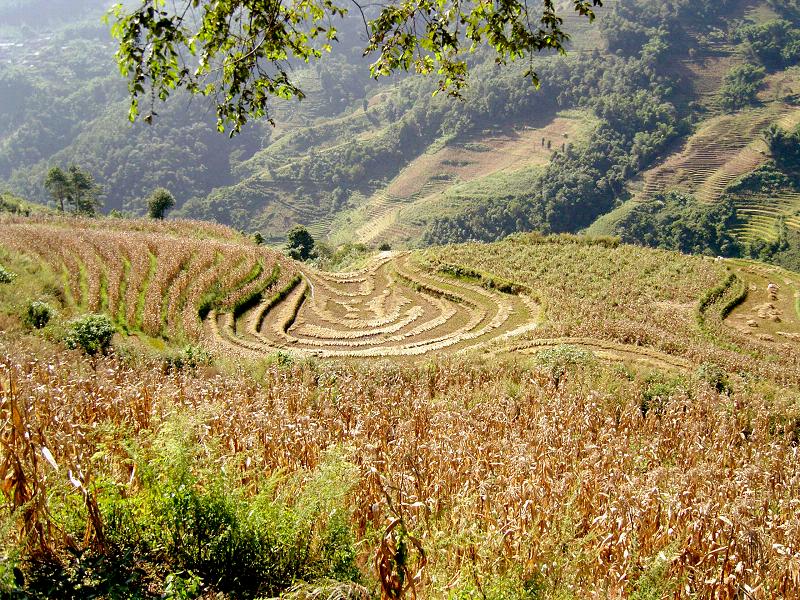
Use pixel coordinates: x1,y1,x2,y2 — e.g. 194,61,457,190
636,105,800,205
731,189,800,242
0,218,298,342
208,251,539,358
425,235,800,383
0,217,541,358
4,218,799,378
625,61,800,247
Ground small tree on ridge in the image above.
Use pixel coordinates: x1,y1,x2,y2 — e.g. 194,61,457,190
147,188,176,220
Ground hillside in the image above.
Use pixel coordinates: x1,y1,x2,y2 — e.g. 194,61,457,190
4,1,800,598
2,216,800,597
4,0,800,259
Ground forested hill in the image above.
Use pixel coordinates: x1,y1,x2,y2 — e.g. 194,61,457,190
2,0,800,266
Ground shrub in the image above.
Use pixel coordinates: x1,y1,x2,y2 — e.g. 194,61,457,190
93,429,362,599
24,301,56,329
286,226,316,261
163,345,211,372
64,314,116,355
0,264,16,284
719,63,765,111
146,187,176,220
535,345,594,385
640,373,686,417
695,362,731,394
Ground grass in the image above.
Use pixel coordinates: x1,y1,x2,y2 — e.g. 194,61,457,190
117,256,131,328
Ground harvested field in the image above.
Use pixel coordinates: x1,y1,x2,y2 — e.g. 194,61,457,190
0,220,541,359
3,219,799,374
209,251,540,358
426,234,800,385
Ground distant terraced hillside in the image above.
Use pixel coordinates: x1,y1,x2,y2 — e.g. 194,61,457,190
635,102,800,205
335,112,594,248
591,67,800,245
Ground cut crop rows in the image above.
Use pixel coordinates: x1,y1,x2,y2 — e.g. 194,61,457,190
0,221,294,343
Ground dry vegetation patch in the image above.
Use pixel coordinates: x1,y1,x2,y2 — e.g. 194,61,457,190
2,343,800,597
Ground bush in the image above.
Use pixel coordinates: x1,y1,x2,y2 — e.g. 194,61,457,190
64,314,116,355
95,432,361,599
535,345,594,385
163,345,212,372
695,362,731,394
640,373,686,417
0,264,16,284
719,63,765,111
615,192,741,257
24,301,56,329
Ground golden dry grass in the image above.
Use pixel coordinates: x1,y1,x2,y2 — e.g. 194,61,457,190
2,341,799,597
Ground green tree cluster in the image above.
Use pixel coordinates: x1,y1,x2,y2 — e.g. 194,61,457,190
614,192,741,257
763,123,800,172
719,63,765,111
64,313,116,355
44,165,103,215
286,226,317,261
738,19,800,69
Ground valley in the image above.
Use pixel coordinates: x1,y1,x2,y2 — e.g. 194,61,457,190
3,0,800,597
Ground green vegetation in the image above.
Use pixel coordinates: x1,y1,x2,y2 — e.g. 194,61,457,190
111,0,603,133
719,63,766,110
615,192,741,256
146,187,176,220
423,0,709,243
24,299,55,329
0,263,15,283
738,19,800,69
44,165,103,215
64,312,115,354
535,344,595,385
763,122,800,171
0,192,47,216
286,225,317,261
2,0,795,251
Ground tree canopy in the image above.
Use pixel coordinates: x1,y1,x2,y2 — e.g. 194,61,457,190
110,0,602,134
147,187,176,219
286,225,316,261
44,165,104,215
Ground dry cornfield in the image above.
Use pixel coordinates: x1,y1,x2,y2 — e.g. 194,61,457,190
0,218,297,343
1,344,800,597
